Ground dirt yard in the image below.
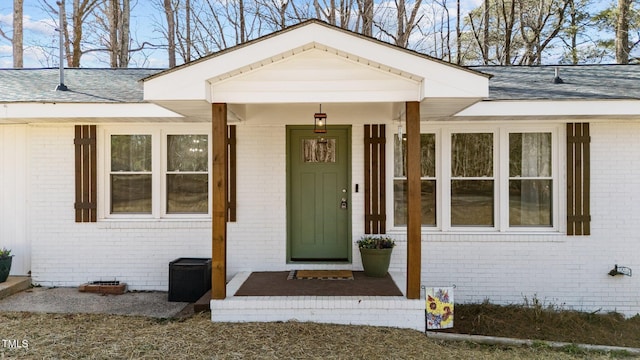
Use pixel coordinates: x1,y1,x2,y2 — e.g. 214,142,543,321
0,310,634,359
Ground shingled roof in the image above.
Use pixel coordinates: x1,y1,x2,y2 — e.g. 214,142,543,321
472,64,640,100
0,68,162,103
1,65,639,103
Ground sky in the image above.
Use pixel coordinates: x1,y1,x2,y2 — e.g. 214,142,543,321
0,0,168,68
3,0,612,69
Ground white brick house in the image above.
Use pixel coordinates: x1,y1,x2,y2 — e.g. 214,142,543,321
1,20,639,329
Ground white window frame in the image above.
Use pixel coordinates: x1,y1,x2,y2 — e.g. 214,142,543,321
391,131,439,228
388,123,561,233
442,128,499,232
99,125,212,220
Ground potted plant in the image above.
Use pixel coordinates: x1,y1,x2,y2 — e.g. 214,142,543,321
356,236,395,277
0,247,13,283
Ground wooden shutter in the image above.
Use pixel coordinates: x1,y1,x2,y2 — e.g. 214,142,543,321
74,125,97,223
566,123,590,235
227,125,237,222
364,124,386,234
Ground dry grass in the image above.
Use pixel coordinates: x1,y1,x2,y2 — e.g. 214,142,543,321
452,301,640,349
0,310,635,359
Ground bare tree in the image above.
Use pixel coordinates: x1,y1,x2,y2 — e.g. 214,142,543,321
163,0,176,67
616,0,631,63
483,0,490,63
103,0,131,67
358,0,374,36
593,0,640,63
255,0,290,30
466,0,572,65
0,0,24,67
375,0,423,47
42,0,101,67
518,0,570,65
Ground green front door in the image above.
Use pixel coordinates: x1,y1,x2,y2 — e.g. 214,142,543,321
287,126,351,261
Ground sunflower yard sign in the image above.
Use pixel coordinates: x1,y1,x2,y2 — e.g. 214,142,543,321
426,287,454,330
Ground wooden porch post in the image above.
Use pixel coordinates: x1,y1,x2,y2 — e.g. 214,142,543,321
212,103,227,299
405,101,421,299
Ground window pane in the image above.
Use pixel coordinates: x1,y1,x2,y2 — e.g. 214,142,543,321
509,133,551,177
451,133,493,177
303,138,336,163
451,180,493,226
167,174,208,213
111,174,152,213
394,134,436,177
509,180,552,226
393,180,436,226
167,135,208,172
111,135,151,172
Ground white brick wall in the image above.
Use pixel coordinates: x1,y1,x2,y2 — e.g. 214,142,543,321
0,125,29,275
29,125,211,290
24,117,640,316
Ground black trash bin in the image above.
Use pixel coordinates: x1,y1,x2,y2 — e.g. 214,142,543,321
168,258,212,302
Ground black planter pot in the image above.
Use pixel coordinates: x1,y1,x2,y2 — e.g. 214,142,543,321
0,256,13,283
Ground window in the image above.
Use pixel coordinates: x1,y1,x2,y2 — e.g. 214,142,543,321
105,127,210,218
392,126,558,232
508,133,552,226
110,135,152,214
450,133,494,227
166,135,209,214
393,133,436,226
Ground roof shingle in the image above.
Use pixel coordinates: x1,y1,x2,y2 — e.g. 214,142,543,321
1,65,639,103
0,68,162,103
471,65,640,100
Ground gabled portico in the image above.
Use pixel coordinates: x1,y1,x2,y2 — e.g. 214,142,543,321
143,20,489,329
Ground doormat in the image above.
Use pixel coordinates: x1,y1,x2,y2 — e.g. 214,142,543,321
288,270,354,280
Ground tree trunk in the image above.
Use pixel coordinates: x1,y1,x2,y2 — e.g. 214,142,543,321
456,0,461,64
239,0,246,43
569,0,578,64
59,0,72,67
109,0,118,67
361,0,373,36
616,0,630,64
483,0,489,64
186,0,191,62
107,0,130,67
164,0,176,67
118,0,130,67
501,0,516,65
13,0,23,68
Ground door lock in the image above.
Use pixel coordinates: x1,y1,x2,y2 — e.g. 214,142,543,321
340,198,348,209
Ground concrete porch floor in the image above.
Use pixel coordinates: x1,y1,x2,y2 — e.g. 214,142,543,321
210,271,425,331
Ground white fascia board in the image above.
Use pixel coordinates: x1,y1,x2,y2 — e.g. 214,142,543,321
423,70,489,98
457,100,640,117
0,103,182,119
144,22,488,102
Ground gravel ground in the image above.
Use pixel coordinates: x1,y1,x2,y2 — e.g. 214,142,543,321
0,287,188,318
